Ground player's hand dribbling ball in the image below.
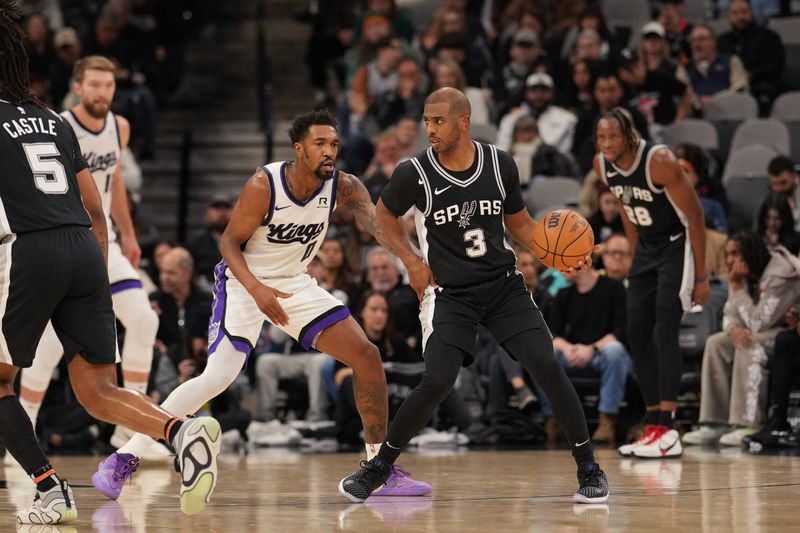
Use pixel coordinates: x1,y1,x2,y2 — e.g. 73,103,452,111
532,209,595,272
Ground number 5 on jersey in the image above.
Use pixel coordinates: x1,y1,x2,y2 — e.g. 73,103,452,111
23,142,69,195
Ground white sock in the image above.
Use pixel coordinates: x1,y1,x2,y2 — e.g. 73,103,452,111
365,443,380,461
118,337,246,457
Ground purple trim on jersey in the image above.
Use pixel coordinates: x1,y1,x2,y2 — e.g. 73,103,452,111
281,161,328,206
208,260,254,358
299,306,351,350
68,109,107,136
110,279,143,294
260,166,277,226
328,168,339,222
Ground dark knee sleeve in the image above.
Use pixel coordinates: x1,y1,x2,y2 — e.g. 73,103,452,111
385,332,465,447
503,328,591,452
654,305,683,402
770,330,800,415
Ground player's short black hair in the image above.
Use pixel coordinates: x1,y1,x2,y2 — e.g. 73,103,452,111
0,0,42,106
768,155,795,177
288,110,338,144
730,230,771,284
593,107,639,151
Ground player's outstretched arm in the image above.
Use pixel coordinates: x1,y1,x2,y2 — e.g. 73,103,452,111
109,115,141,267
77,167,109,264
651,148,709,305
220,169,292,326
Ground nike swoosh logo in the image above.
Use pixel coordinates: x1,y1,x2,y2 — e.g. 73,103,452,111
434,186,452,195
660,437,678,453
669,232,683,242
275,205,291,211
575,438,590,447
418,179,424,185
607,171,619,177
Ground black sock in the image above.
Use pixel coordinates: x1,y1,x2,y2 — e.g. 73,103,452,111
646,410,659,426
0,396,54,488
32,465,59,492
165,418,184,444
659,410,674,429
572,442,596,467
377,440,402,465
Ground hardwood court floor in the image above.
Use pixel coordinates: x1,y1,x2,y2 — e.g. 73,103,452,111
2,447,799,532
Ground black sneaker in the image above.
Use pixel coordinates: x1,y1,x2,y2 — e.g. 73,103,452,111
778,428,800,449
574,463,609,504
743,416,792,450
338,457,391,503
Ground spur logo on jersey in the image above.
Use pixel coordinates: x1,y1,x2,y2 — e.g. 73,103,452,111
433,199,502,226
84,151,117,173
611,184,653,204
266,222,325,245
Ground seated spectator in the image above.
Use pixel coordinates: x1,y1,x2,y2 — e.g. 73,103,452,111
681,25,748,114
421,0,487,61
559,58,597,115
618,49,693,137
684,231,800,446
431,30,493,90
351,247,420,349
344,12,394,83
768,156,800,231
352,0,414,44
640,21,688,79
49,27,81,108
150,248,212,373
509,116,578,186
675,143,728,233
494,28,543,115
597,233,633,283
186,194,233,289
434,58,492,126
757,192,800,254
536,266,631,444
347,36,402,136
394,115,421,159
706,221,731,281
573,68,650,174
23,12,54,104
497,72,576,153
493,6,547,71
334,291,424,445
588,188,625,246
19,0,63,30
658,0,692,63
317,238,356,301
255,327,331,424
718,0,785,114
746,305,800,448
367,55,427,134
362,130,402,202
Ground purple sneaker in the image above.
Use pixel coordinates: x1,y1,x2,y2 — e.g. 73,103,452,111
91,452,140,500
371,464,432,496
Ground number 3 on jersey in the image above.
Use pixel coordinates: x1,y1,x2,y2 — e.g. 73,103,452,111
622,205,653,226
464,228,487,258
23,142,68,195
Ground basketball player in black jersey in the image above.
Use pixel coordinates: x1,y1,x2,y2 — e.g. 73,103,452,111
339,87,609,504
0,1,219,522
593,108,709,459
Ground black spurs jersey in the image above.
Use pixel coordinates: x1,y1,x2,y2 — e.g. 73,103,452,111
0,100,91,234
600,139,686,243
381,141,525,287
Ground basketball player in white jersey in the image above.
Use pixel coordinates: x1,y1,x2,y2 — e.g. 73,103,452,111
92,109,431,500
15,56,159,455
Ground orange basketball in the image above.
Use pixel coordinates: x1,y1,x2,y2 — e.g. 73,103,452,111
532,209,595,271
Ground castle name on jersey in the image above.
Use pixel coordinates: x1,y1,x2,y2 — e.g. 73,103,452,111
85,150,118,173
266,222,325,245
3,117,58,139
609,184,654,204
433,199,502,226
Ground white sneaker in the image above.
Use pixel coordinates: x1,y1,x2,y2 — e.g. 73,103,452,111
252,420,302,447
718,427,757,446
220,429,243,453
683,425,729,445
617,425,660,456
633,428,683,458
173,417,222,515
17,479,77,525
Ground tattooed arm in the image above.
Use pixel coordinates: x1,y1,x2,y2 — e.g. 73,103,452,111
337,172,437,299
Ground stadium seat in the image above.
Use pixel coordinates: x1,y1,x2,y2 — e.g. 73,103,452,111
703,92,759,121
470,123,499,144
771,92,800,159
725,175,771,231
662,119,718,151
523,177,581,217
730,119,790,155
768,16,800,45
603,0,650,45
721,144,778,183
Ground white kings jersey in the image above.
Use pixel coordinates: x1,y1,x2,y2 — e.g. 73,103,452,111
61,110,121,240
234,161,338,279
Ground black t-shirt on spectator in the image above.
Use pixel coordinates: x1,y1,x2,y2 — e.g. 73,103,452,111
150,286,212,359
548,275,627,345
186,228,222,285
626,69,687,126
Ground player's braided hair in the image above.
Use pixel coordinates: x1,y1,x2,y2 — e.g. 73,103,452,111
0,0,42,106
593,107,639,152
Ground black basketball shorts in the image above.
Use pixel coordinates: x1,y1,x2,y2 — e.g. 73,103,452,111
0,226,117,368
627,232,694,313
419,270,549,366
